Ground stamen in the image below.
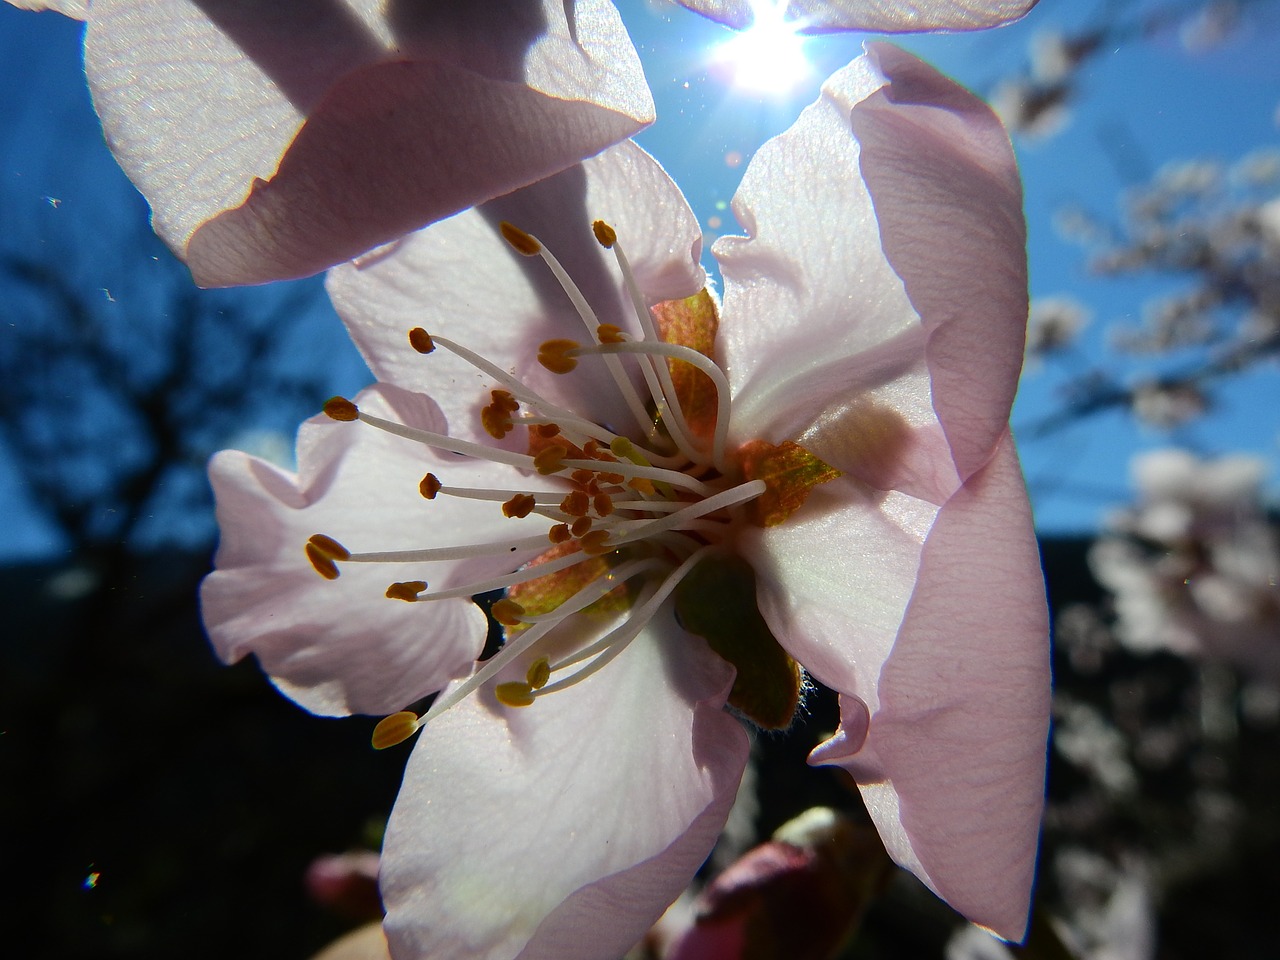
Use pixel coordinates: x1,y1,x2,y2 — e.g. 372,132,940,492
323,396,359,422
538,339,581,374
495,682,535,707
344,531,559,564
372,711,422,750
305,534,350,580
492,598,526,626
418,332,689,469
386,580,427,602
508,223,656,439
503,494,537,518
406,547,604,602
419,473,442,499
419,557,666,724
605,479,767,549
352,409,538,472
579,340,732,472
603,229,708,464
408,327,435,354
548,523,572,544
500,221,542,256
534,546,716,698
526,657,551,690
592,219,617,248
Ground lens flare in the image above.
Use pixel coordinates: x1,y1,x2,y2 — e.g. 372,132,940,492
710,1,812,96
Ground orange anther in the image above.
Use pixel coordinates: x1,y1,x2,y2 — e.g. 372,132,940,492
500,221,541,256
592,220,617,248
385,581,427,602
560,490,590,517
596,323,625,344
323,396,359,422
535,423,562,438
580,530,612,555
593,492,614,517
582,439,601,458
419,473,442,499
372,711,421,750
408,327,435,354
502,493,537,519
570,516,593,538
538,339,580,374
548,523,572,544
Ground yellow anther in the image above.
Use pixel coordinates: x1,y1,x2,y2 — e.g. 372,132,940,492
495,682,535,707
570,516,593,538
596,323,626,344
533,445,570,475
408,327,435,354
372,711,421,750
580,529,612,555
502,493,537,519
385,581,427,602
499,221,542,256
592,220,617,248
560,489,590,517
538,339,580,374
609,436,634,458
323,396,359,421
492,598,527,626
526,657,552,690
548,523,572,544
419,473,442,499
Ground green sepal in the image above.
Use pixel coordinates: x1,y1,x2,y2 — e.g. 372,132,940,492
674,554,801,730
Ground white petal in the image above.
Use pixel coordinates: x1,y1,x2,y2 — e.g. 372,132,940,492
201,384,549,716
327,140,704,446
381,611,748,960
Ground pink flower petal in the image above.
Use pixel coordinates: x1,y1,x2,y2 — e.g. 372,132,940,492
201,383,550,716
716,45,1025,488
380,611,748,960
672,0,1038,33
83,0,653,286
851,42,1028,482
740,477,939,707
812,432,1050,941
328,140,704,447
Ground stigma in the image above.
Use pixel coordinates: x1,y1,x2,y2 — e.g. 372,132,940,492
308,220,837,743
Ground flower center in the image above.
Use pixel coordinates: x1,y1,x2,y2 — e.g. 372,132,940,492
307,221,839,744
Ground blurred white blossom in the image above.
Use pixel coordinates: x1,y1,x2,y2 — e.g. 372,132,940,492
1091,449,1280,678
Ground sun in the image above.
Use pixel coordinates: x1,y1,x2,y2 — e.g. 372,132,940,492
710,1,812,96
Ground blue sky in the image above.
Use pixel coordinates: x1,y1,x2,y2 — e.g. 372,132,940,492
1,0,1278,558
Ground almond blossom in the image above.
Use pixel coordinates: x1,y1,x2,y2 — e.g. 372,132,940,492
673,0,1039,33
9,0,652,287
202,43,1048,958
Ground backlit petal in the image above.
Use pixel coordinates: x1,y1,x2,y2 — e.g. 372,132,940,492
852,42,1027,481
201,384,548,716
381,610,748,960
84,0,653,286
672,0,1038,33
328,140,704,446
813,432,1050,941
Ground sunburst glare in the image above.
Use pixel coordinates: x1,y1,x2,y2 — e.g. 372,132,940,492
709,1,812,96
